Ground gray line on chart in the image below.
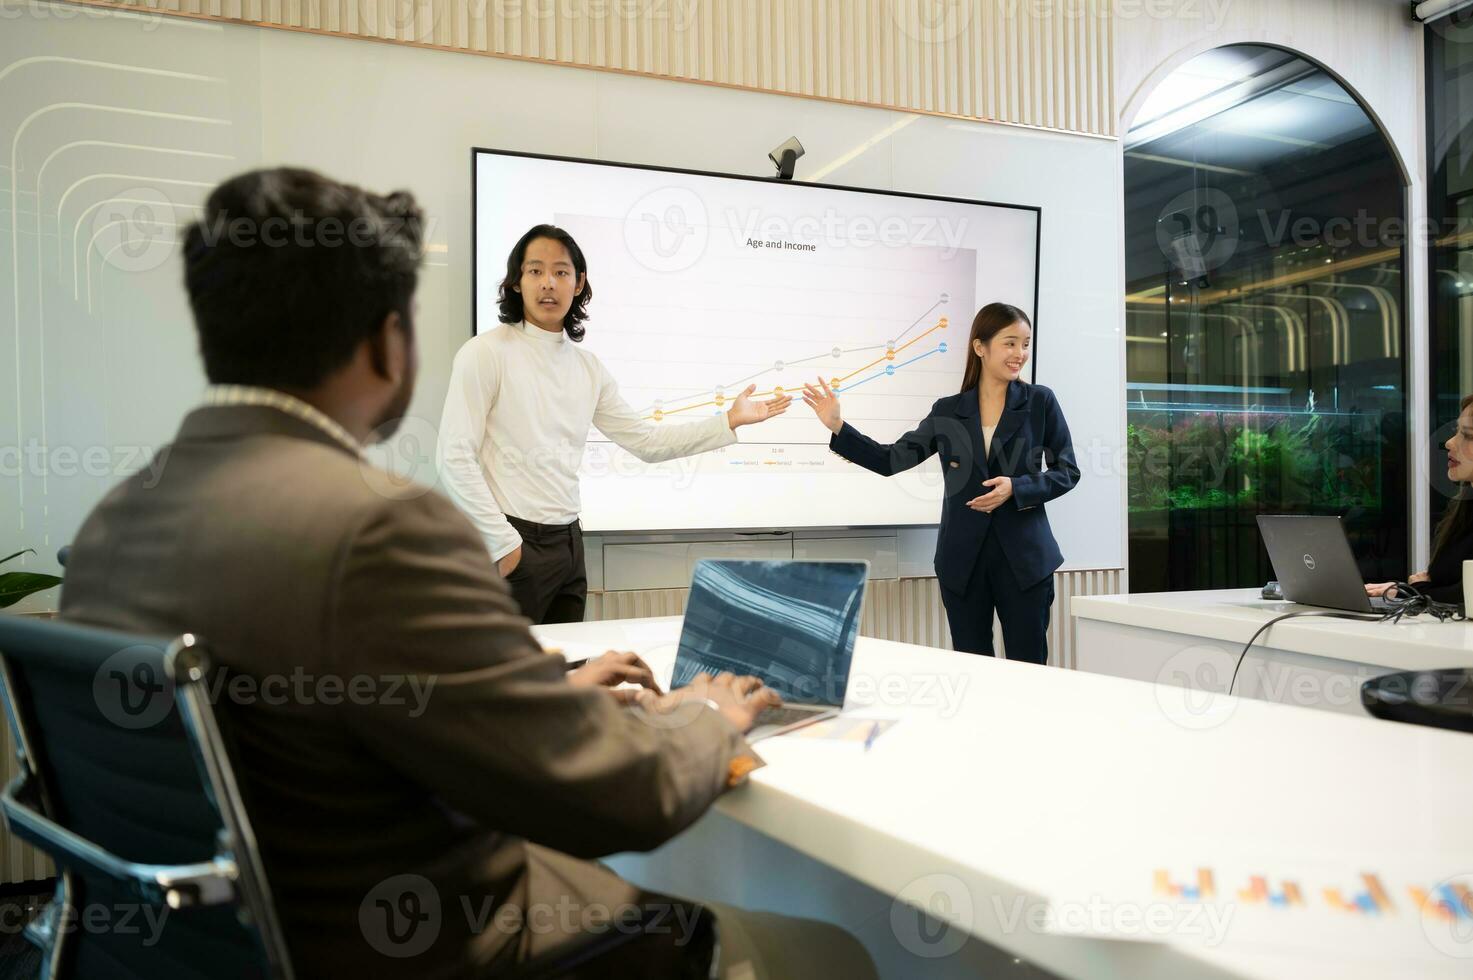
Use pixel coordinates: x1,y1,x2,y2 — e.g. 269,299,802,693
635,343,897,412
890,299,944,345
633,299,945,412
783,344,888,369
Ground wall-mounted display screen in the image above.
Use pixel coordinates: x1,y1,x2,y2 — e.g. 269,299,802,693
474,148,1040,533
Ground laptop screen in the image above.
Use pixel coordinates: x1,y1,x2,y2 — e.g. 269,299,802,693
671,560,867,706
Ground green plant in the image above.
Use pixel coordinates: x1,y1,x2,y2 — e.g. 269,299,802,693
0,550,63,609
1127,407,1384,514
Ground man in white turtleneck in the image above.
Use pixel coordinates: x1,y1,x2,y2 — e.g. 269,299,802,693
438,224,791,624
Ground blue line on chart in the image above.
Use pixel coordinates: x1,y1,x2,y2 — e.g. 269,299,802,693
839,347,946,394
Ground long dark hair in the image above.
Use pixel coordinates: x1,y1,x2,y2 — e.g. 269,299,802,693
497,224,592,341
959,302,1032,393
1432,393,1473,565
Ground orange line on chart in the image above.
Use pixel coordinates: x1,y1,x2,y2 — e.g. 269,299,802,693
836,322,946,383
643,318,949,421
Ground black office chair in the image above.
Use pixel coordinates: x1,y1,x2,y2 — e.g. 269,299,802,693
0,617,291,979
1362,668,1473,734
0,615,703,978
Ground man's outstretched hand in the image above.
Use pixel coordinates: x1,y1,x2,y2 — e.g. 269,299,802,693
727,384,793,429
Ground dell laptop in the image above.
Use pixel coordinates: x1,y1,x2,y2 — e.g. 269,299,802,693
1256,515,1389,614
670,559,868,740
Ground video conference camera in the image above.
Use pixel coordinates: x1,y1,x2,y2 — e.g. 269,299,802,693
769,137,805,180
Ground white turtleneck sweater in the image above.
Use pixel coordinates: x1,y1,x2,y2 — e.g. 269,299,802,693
437,321,737,561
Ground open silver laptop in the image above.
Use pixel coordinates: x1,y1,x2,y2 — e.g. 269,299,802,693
670,559,867,740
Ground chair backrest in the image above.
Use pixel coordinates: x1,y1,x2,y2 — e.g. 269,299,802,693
0,615,292,979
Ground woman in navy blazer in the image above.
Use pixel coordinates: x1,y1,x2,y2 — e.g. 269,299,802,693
803,302,1079,665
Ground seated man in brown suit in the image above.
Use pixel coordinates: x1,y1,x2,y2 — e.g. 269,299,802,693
60,168,875,979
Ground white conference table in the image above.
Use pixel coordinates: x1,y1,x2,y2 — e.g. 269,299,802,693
534,616,1473,980
1072,589,1473,717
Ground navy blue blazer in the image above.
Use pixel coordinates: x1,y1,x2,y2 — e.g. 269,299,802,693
829,380,1079,592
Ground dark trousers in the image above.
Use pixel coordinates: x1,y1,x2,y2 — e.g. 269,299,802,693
504,515,587,626
939,527,1054,665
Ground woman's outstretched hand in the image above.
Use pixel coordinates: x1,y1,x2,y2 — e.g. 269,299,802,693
802,378,843,434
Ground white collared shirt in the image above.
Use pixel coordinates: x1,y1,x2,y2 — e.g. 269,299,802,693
202,385,363,456
437,321,737,561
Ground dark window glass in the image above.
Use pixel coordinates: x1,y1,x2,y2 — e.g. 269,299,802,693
1125,44,1408,592
1427,17,1473,540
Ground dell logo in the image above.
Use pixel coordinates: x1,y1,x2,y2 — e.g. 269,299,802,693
1302,554,1317,571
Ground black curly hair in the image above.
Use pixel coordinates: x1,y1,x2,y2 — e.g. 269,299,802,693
183,167,423,388
497,224,592,341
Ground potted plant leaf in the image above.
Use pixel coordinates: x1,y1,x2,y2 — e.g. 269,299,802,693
0,550,63,610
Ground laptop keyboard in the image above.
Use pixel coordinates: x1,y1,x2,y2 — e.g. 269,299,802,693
755,705,827,728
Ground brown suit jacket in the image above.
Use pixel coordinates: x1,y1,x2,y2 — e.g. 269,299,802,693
60,404,748,977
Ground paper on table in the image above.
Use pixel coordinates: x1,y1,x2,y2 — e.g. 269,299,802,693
1040,850,1473,967
782,717,898,744
538,637,678,690
537,639,610,665
618,621,684,654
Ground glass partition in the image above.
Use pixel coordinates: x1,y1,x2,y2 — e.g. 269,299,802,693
1124,45,1408,592
1427,15,1473,544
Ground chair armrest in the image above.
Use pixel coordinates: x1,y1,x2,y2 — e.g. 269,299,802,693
2,775,239,909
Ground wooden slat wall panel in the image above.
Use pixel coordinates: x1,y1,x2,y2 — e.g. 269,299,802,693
70,0,1117,137
0,618,57,884
0,723,53,884
587,568,1125,669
